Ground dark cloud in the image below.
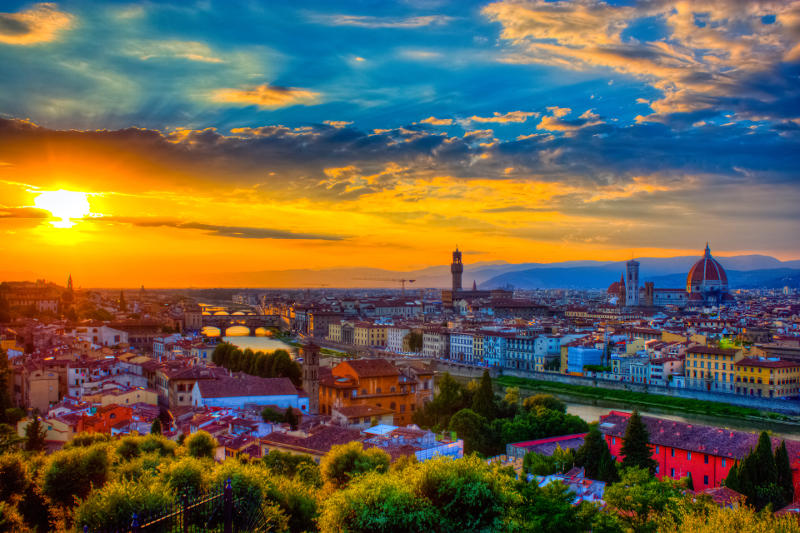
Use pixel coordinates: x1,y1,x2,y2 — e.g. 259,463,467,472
94,216,345,240
0,206,50,218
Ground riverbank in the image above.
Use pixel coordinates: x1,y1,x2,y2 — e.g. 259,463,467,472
494,374,800,437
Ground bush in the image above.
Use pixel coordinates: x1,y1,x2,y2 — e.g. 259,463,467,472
139,433,177,457
320,441,390,489
523,394,566,414
116,436,142,461
185,430,217,459
64,432,112,449
160,456,211,495
74,478,175,531
43,443,111,507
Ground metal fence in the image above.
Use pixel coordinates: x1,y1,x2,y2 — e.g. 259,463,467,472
84,479,273,533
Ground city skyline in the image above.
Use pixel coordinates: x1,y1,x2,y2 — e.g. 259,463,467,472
1,0,799,286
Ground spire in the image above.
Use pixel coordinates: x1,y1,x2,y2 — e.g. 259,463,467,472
67,274,73,291
472,280,477,291
704,242,711,256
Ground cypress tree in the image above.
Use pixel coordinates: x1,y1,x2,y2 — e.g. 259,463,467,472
576,424,609,479
620,410,657,474
598,447,620,484
24,413,46,452
150,417,162,435
724,461,740,492
285,407,299,431
685,471,694,491
753,432,778,488
471,370,496,420
775,441,794,504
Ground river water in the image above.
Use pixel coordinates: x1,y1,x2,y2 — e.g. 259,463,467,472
222,336,295,353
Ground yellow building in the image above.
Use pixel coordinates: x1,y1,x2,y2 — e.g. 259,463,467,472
734,358,800,398
473,335,484,361
328,323,343,343
86,387,158,407
625,338,646,354
661,331,688,343
353,323,387,347
684,346,742,392
26,369,60,413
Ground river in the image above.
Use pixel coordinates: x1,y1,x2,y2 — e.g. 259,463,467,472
221,336,295,353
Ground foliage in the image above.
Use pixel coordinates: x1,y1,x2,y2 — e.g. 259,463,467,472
604,467,686,532
24,414,47,452
0,350,11,422
0,501,24,533
212,343,302,385
575,424,619,483
503,386,520,406
160,456,211,494
74,478,175,531
185,430,217,459
664,499,800,533
319,455,518,532
620,410,657,474
285,406,299,431
64,432,112,448
448,408,489,455
150,417,162,435
116,435,142,461
262,406,285,423
522,393,566,413
523,446,576,476
471,370,497,420
407,331,424,353
320,441,390,489
412,372,471,430
0,423,22,454
511,478,603,533
43,443,111,507
262,449,317,479
725,431,790,511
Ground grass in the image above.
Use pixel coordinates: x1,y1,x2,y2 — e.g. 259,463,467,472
495,375,793,421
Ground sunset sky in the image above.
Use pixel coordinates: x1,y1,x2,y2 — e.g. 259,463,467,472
1,0,799,287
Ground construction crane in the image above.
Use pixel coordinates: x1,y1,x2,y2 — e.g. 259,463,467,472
355,278,416,294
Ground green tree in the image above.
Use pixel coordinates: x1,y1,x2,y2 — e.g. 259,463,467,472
620,410,657,474
448,408,489,455
284,406,299,431
725,431,786,510
150,417,162,435
522,393,566,413
23,413,46,452
513,478,600,533
261,406,285,423
472,370,497,420
43,443,111,507
320,441,390,489
575,424,619,483
412,372,466,429
604,467,685,533
0,423,23,454
776,441,794,504
185,430,217,459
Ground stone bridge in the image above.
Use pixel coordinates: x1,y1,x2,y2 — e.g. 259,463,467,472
201,314,280,334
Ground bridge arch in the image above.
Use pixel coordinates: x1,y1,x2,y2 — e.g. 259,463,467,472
202,326,221,337
225,325,250,336
254,327,271,336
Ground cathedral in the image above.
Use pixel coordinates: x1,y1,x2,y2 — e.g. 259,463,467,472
609,244,733,308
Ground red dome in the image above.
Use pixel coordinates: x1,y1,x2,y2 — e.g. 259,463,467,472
686,244,728,291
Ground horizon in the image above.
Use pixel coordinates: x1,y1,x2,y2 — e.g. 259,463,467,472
1,1,799,286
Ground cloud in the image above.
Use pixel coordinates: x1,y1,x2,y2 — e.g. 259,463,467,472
0,206,50,219
420,116,453,126
97,217,345,240
483,0,800,124
323,120,353,128
210,84,321,109
464,111,539,124
313,14,453,28
536,107,604,132
0,2,74,45
130,40,224,63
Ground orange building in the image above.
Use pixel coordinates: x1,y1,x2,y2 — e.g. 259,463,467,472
77,404,132,434
319,359,426,426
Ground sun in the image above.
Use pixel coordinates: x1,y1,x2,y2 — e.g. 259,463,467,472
34,190,91,228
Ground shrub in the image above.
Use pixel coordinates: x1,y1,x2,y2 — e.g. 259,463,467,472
74,478,175,531
43,443,111,507
185,430,217,459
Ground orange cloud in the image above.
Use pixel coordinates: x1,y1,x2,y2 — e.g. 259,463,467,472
210,84,321,109
0,2,74,45
420,116,454,126
464,110,539,124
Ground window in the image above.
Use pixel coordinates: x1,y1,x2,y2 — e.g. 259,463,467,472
655,446,660,453
687,451,691,460
390,402,396,410
704,454,709,464
670,468,675,477
671,448,675,457
703,475,709,485
655,466,660,474
376,387,382,394
612,437,616,445
390,386,396,393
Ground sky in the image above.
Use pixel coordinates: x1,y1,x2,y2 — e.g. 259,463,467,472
0,0,799,287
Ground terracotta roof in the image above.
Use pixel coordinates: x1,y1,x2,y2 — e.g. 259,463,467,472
687,246,728,285
340,359,400,378
735,358,799,369
261,425,365,455
197,376,298,399
697,486,745,507
333,405,394,418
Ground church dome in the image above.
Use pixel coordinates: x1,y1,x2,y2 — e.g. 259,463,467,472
686,244,728,293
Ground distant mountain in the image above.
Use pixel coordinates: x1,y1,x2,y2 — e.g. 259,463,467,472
481,266,800,290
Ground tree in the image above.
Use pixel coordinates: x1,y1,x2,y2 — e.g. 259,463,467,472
503,386,520,406
23,414,46,452
185,431,217,459
284,406,299,431
472,370,497,420
262,406,285,423
604,467,685,532
150,417,162,435
522,394,566,413
320,441,390,489
776,441,794,504
513,478,600,533
0,423,23,453
575,424,619,483
406,331,423,353
0,349,11,423
620,410,657,474
448,408,489,455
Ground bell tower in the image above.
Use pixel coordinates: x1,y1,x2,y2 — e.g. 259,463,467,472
451,247,463,292
301,342,320,414
625,259,640,307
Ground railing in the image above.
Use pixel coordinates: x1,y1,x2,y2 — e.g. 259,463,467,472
84,479,272,533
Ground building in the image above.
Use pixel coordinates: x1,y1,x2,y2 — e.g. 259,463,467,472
684,346,742,392
599,411,800,495
687,244,734,306
318,359,428,425
192,375,308,411
565,346,603,375
260,425,366,463
734,358,800,398
422,328,449,359
353,322,387,347
507,433,588,460
625,259,640,307
302,342,320,414
331,405,394,430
